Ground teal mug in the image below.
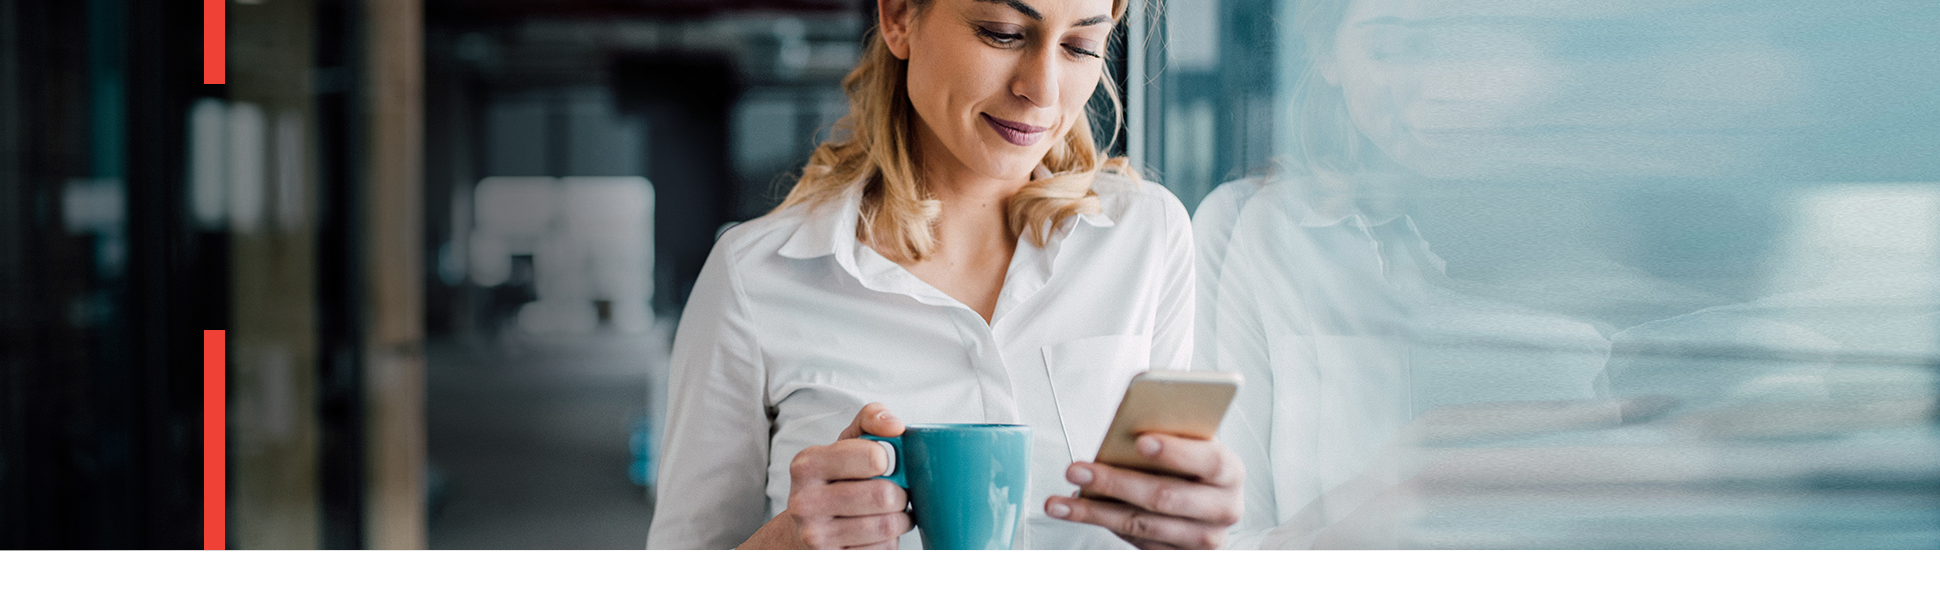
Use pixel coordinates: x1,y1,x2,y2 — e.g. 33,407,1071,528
864,424,1031,550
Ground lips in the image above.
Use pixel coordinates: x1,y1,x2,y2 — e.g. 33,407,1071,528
982,113,1048,147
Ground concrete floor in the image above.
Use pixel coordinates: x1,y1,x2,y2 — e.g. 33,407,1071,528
425,329,670,549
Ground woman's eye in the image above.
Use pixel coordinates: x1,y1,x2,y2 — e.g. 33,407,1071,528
976,26,1025,47
1064,43,1102,59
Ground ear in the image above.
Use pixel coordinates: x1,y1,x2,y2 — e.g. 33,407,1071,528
879,0,916,60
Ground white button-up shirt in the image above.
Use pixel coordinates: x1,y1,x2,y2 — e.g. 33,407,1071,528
1193,176,1609,548
647,173,1195,549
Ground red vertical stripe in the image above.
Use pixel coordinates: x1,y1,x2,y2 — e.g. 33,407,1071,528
204,330,225,550
204,0,224,84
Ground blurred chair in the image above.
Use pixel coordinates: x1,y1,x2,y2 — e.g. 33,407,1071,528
470,176,656,336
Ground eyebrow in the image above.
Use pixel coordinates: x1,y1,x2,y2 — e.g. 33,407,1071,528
975,0,1114,28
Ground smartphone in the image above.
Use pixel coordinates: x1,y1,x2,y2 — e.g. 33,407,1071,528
1089,370,1242,481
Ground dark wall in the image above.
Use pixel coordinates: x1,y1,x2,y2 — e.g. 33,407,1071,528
613,53,742,314
0,0,209,549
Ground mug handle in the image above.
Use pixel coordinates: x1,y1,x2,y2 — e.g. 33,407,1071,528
860,434,905,487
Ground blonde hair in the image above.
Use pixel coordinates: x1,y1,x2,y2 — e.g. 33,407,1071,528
773,0,1140,263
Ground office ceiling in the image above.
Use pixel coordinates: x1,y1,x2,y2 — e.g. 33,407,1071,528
428,0,865,24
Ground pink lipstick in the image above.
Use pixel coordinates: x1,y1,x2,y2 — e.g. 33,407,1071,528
982,113,1048,146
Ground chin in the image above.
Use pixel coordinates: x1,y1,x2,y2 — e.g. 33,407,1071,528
974,149,1048,181
997,160,1044,181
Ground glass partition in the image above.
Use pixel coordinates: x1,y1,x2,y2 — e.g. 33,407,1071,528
1158,0,1940,548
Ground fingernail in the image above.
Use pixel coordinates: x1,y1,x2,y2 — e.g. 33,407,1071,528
1046,500,1071,518
1067,465,1093,485
1137,436,1161,457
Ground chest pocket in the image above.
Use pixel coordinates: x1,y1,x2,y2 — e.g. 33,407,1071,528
1042,333,1152,464
1267,334,1412,505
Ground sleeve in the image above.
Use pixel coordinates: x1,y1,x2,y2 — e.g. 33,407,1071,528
646,239,773,549
1187,179,1256,370
1211,224,1286,549
1190,180,1287,548
1147,182,1197,372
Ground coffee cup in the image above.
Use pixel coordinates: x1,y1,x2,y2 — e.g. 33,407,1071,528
864,424,1031,550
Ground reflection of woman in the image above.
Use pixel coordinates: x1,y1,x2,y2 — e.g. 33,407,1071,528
647,0,1242,550
1197,0,1635,548
1202,0,1914,550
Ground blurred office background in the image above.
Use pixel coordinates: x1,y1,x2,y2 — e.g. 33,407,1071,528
2,0,1937,549
1,0,873,550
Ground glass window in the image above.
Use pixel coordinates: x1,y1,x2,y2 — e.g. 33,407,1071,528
1141,0,1940,548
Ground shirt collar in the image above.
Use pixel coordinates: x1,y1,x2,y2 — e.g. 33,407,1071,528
775,171,1114,260
772,183,948,306
1247,180,1446,276
1257,176,1409,229
1073,207,1116,229
773,174,1118,322
775,183,865,260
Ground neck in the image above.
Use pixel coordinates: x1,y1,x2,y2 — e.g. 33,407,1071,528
911,120,1031,253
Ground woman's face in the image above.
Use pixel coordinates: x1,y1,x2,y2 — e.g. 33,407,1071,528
884,0,1116,185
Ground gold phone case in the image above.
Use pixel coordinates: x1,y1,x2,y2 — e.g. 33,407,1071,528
1089,370,1241,481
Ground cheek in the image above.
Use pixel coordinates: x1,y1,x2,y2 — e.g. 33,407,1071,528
1058,69,1103,129
907,43,1001,124
1340,73,1402,137
905,49,946,111
1064,69,1099,108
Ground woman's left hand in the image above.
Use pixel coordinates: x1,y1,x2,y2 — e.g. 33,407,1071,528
1045,433,1244,549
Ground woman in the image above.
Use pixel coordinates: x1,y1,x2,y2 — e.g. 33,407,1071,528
645,0,1244,550
1196,0,1806,548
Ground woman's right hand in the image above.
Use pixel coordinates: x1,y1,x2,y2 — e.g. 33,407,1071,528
736,403,913,549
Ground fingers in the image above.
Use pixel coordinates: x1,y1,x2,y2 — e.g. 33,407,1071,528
787,405,916,550
1129,433,1244,488
1045,495,1226,550
1065,462,1242,526
1127,537,1184,551
791,479,908,517
837,402,906,440
794,511,913,550
1049,452,1244,549
843,539,900,550
786,404,917,550
791,438,897,482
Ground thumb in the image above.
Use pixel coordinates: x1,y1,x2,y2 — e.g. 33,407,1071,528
837,402,906,440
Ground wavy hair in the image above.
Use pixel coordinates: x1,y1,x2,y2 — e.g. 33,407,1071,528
773,0,1140,263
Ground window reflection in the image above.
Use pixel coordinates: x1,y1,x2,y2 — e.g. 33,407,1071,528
1188,0,1940,548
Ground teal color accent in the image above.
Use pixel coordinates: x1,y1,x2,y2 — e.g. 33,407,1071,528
87,0,125,178
866,424,1030,550
861,434,906,487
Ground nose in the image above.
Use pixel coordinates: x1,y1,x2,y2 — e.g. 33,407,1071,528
1010,44,1059,108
